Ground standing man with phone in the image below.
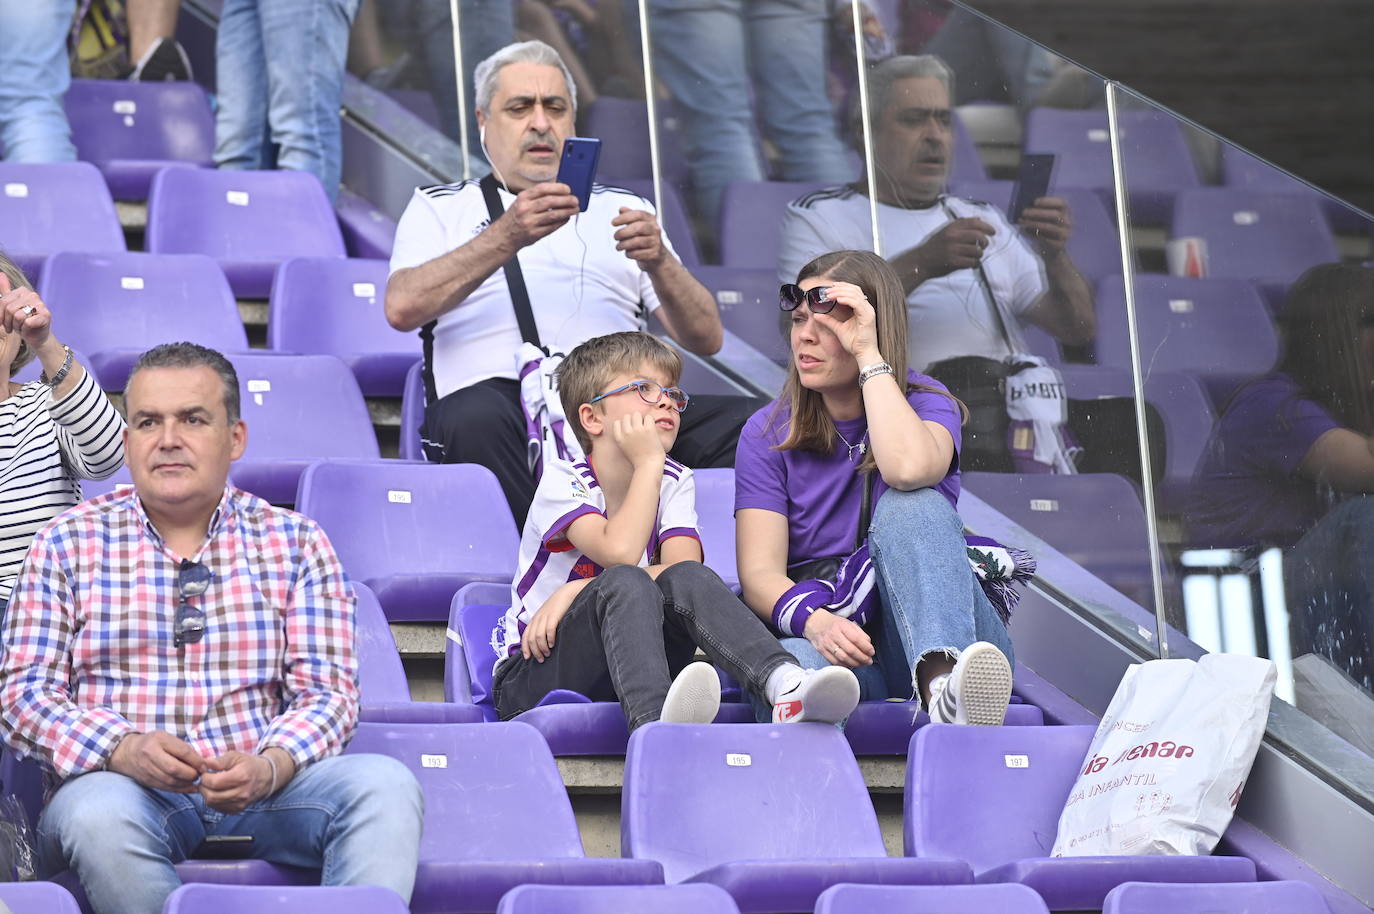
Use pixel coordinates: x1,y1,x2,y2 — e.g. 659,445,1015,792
386,40,753,526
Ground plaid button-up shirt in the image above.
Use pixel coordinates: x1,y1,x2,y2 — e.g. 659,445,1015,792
0,485,358,782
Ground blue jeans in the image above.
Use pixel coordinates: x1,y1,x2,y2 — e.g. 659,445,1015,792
36,754,424,914
753,487,1015,720
0,0,77,162
214,0,362,202
647,0,855,226
1285,495,1374,693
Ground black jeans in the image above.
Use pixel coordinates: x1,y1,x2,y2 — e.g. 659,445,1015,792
422,378,763,527
491,562,794,729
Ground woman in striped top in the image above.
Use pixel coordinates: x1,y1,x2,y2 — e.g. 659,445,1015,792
0,253,125,614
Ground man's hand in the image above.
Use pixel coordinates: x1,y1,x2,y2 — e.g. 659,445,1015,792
611,412,666,468
107,731,208,793
803,610,876,669
612,207,670,271
909,216,996,280
1017,196,1073,258
521,580,586,661
199,751,275,814
499,182,580,249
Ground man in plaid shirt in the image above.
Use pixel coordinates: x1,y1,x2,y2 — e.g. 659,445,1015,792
0,343,423,914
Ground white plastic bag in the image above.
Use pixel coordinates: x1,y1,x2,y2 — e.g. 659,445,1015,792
1052,653,1276,857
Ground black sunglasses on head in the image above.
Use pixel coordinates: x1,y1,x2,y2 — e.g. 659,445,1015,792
779,283,837,314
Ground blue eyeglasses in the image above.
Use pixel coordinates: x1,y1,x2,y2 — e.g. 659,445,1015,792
174,559,211,648
588,379,690,413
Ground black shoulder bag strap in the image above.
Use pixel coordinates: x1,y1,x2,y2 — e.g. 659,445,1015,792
855,470,875,552
479,174,543,349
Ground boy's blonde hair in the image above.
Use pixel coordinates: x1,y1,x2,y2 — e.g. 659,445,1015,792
0,250,36,377
556,331,683,452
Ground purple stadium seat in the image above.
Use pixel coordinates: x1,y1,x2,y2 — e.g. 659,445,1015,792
224,354,379,505
623,722,972,913
905,725,1256,910
962,472,1153,607
77,466,134,502
692,468,740,589
451,601,751,755
400,360,427,461
0,882,83,914
1222,143,1368,235
497,884,741,914
585,97,690,185
1102,880,1329,914
1093,274,1278,384
38,251,248,390
844,700,1044,755
64,79,215,200
718,181,828,270
949,111,989,185
608,178,701,268
0,162,125,282
12,347,91,386
346,722,664,913
814,882,1051,914
164,884,409,913
334,188,397,260
1056,366,1217,515
267,257,419,397
1169,188,1338,308
1024,108,1201,224
948,181,1125,286
692,266,789,365
145,168,346,298
295,460,519,622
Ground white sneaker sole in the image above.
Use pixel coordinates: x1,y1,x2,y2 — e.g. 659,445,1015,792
661,661,721,724
953,642,1012,726
780,666,860,724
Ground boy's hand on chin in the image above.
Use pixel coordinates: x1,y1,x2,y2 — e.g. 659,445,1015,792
611,413,666,468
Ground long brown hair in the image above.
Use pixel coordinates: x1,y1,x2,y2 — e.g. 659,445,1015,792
773,250,967,473
1276,263,1374,434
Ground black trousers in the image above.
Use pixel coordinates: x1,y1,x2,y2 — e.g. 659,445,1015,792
491,562,793,729
422,377,763,527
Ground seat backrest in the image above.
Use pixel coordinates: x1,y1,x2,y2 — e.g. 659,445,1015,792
334,188,398,260
145,168,345,295
226,354,378,463
601,178,700,267
296,459,518,585
77,466,135,502
39,251,246,366
1094,274,1278,380
497,884,741,914
1102,880,1328,914
400,360,427,461
346,721,586,861
65,79,215,166
815,883,1050,914
692,468,739,588
718,180,829,269
692,265,789,365
455,602,508,709
268,257,417,359
0,162,126,262
1024,108,1200,194
905,724,1095,871
0,881,84,914
1170,188,1338,286
623,722,887,882
353,581,410,703
164,884,409,913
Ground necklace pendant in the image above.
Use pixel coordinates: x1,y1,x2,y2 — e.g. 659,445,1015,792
858,441,867,456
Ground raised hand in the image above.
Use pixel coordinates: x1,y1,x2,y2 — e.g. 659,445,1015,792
809,281,881,365
0,273,53,352
1017,196,1073,258
611,207,669,270
909,216,996,279
500,181,580,248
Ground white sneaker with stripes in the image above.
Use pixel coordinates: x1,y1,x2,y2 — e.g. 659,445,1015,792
927,642,1012,726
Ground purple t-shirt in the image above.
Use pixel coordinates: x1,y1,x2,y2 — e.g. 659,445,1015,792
1191,373,1340,549
734,371,963,566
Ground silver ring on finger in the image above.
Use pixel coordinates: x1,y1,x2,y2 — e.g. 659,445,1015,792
22,305,36,316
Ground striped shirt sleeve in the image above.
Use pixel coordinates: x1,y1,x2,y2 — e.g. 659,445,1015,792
256,522,360,768
50,365,125,480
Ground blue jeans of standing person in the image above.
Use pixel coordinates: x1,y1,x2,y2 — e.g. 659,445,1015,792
754,487,1015,720
646,0,855,228
36,753,424,914
214,0,362,203
0,0,78,163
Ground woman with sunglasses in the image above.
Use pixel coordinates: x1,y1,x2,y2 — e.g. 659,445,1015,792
734,250,1015,724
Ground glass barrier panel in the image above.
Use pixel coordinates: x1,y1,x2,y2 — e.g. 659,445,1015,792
1115,83,1374,768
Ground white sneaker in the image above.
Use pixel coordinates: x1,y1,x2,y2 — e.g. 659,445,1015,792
660,661,721,724
772,666,861,724
926,642,1012,726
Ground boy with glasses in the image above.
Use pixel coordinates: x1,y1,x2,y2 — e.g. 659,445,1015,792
491,331,860,728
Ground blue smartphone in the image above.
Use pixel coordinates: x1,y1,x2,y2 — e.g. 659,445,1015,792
556,137,602,212
1008,153,1056,224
